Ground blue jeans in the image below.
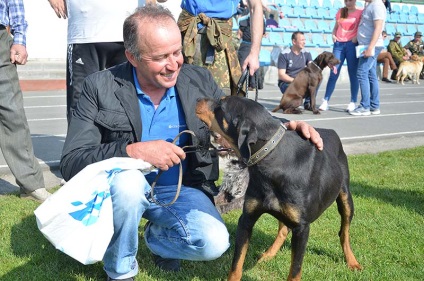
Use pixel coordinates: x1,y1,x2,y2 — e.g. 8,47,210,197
323,41,359,103
103,170,230,279
357,47,384,110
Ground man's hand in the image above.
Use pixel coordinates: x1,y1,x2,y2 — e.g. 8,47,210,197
243,52,260,75
284,120,323,151
10,44,28,65
126,140,186,171
48,0,68,19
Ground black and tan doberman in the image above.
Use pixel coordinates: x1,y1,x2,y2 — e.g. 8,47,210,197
196,96,362,281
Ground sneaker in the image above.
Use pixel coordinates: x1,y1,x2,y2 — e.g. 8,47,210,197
346,102,356,112
107,277,134,281
349,106,371,116
20,188,51,203
371,108,381,115
152,254,181,272
319,100,329,111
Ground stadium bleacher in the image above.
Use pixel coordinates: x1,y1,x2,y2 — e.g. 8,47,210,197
241,0,424,84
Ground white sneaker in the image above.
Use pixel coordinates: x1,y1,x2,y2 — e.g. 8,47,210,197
346,102,356,112
20,188,51,202
319,100,329,111
371,109,381,115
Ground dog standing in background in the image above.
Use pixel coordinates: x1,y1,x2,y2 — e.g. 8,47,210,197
272,51,340,114
396,54,424,85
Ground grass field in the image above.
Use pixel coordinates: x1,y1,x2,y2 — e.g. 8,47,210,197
1,147,423,281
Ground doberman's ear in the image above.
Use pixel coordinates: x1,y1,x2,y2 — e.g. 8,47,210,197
238,118,258,164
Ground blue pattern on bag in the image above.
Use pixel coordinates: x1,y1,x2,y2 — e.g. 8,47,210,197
68,168,122,226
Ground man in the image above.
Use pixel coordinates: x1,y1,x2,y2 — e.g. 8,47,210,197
60,6,322,280
404,31,424,79
277,31,313,109
177,0,263,95
387,31,409,80
0,0,50,202
349,0,386,116
377,31,397,83
47,0,145,121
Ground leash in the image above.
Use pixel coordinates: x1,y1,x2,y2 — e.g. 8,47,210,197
246,123,287,167
236,66,259,101
149,130,197,207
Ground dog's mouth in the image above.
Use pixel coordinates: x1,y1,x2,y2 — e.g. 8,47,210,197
328,63,338,75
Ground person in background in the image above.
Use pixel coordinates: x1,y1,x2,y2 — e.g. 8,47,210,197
376,31,397,83
277,31,313,109
319,0,363,112
349,0,386,116
265,13,279,28
237,1,266,89
403,31,424,79
387,31,409,80
382,0,393,13
47,0,146,122
0,0,51,202
178,0,263,96
60,5,323,280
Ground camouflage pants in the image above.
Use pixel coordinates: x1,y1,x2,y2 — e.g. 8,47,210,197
189,33,241,96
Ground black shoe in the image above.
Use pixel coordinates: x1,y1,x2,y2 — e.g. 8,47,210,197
106,277,134,281
382,78,393,83
152,254,181,272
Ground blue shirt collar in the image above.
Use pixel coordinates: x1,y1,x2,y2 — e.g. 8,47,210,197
132,67,175,100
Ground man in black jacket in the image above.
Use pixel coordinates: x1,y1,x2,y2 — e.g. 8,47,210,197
60,5,322,281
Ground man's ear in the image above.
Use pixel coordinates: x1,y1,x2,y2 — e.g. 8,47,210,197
125,50,138,67
238,118,258,164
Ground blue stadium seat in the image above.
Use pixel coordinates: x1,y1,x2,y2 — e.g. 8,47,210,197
333,0,343,10
396,25,408,37
282,33,293,46
261,37,272,46
386,13,398,24
309,49,319,60
405,24,417,36
268,32,285,46
313,7,327,20
410,6,419,16
328,8,338,19
289,6,304,18
323,9,334,20
385,23,396,36
275,0,286,7
356,1,363,8
383,37,390,48
407,14,417,24
400,36,410,47
312,33,329,48
310,0,320,9
259,49,271,66
392,4,401,14
302,7,316,19
291,18,309,33
401,5,409,15
281,18,297,32
398,14,408,24
322,0,332,10
418,24,424,35
305,19,321,33
297,0,309,8
326,35,334,48
418,13,424,24
305,35,316,47
318,21,332,34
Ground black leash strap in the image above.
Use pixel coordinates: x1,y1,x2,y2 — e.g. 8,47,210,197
236,66,259,101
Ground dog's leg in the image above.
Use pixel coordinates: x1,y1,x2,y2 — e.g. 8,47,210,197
228,211,260,281
308,85,320,115
336,191,362,271
287,224,310,281
258,221,290,262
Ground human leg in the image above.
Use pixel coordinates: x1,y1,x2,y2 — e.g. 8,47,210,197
345,41,359,103
103,170,152,280
0,31,46,195
323,42,344,102
370,47,384,110
95,42,127,70
66,43,101,122
143,185,230,261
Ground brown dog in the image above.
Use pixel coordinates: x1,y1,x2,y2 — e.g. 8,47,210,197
196,96,362,281
396,54,424,85
272,51,339,114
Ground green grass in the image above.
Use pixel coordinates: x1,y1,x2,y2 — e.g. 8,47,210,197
1,147,423,281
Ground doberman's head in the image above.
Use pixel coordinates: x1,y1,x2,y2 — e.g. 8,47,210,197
196,96,278,163
313,51,340,75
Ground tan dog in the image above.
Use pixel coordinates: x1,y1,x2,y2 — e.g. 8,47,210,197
396,55,424,85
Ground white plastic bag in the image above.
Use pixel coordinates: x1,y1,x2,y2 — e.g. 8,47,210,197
34,157,153,265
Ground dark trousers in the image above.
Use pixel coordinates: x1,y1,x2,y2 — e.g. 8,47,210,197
66,42,127,122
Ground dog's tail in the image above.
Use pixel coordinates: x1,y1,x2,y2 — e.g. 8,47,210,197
271,106,281,113
396,64,404,78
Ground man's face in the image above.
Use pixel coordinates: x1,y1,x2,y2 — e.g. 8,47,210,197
414,35,422,43
293,33,306,50
129,21,183,92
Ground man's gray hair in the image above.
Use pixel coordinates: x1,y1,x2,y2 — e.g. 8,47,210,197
123,4,176,60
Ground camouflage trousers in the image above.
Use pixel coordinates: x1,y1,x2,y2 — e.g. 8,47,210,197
188,33,242,96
